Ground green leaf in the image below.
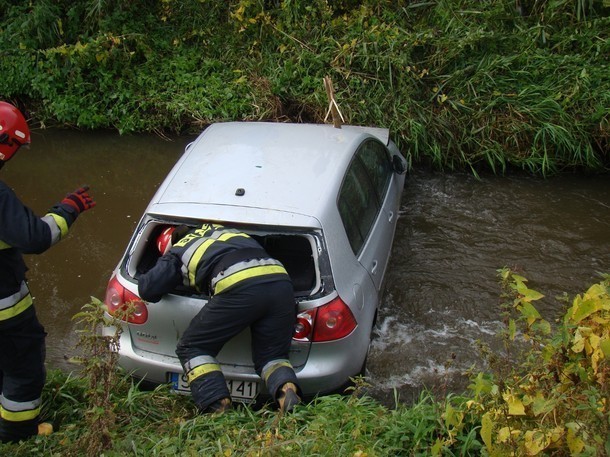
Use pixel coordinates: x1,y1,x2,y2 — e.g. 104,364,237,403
525,430,550,455
503,391,526,416
523,288,544,302
600,338,610,357
508,318,516,341
532,396,556,416
571,299,599,323
480,412,493,450
512,274,527,284
566,426,585,455
533,319,551,335
431,438,443,455
468,372,493,398
520,301,541,324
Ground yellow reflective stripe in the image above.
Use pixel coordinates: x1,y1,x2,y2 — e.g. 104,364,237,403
184,355,217,372
186,233,249,287
0,293,33,321
0,405,41,422
46,212,69,239
187,239,215,287
187,363,222,384
262,360,293,384
0,240,11,250
214,265,287,295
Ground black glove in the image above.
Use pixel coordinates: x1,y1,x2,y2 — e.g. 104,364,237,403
62,185,96,214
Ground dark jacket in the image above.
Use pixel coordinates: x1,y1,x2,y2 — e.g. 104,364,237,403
138,224,289,302
0,180,78,326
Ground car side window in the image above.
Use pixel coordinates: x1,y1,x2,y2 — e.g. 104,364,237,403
338,139,393,255
359,140,393,202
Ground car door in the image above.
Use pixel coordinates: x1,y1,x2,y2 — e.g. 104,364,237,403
337,139,398,292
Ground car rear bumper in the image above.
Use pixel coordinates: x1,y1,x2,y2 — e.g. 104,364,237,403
103,321,369,399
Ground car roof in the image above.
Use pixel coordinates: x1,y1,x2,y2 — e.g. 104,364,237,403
147,122,391,226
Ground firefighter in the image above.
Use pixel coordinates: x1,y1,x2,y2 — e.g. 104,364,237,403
0,101,96,442
138,223,301,414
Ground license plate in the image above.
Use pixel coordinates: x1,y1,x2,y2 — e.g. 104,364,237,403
169,372,259,404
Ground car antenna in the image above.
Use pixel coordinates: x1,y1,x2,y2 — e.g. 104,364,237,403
323,76,344,129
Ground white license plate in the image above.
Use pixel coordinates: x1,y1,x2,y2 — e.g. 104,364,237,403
169,372,259,404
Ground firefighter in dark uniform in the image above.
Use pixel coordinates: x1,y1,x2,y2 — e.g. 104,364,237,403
138,223,301,414
0,101,96,442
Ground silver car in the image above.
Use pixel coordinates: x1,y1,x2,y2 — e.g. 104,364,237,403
103,121,407,403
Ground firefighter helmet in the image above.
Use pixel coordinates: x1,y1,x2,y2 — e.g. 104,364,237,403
0,102,30,162
157,226,176,255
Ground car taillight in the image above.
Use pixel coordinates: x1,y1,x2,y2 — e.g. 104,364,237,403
104,275,148,324
293,297,357,342
293,310,315,341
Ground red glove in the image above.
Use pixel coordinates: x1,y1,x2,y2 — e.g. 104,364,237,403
62,185,96,214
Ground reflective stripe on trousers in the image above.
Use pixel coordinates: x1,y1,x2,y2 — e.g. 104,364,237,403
261,359,293,385
0,395,41,422
184,355,222,385
261,359,299,401
0,281,33,322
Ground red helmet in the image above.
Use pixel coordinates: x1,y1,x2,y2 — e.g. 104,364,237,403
0,102,31,162
157,226,176,255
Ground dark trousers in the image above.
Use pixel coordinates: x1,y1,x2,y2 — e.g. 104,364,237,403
0,313,46,443
176,279,297,409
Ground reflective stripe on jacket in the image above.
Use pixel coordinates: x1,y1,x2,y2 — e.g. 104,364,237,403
173,224,289,295
211,258,287,295
0,281,32,322
0,180,77,325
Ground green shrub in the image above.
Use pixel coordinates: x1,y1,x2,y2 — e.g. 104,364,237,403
470,269,610,456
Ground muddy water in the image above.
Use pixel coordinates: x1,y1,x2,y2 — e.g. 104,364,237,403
3,129,609,406
367,169,610,406
2,129,193,368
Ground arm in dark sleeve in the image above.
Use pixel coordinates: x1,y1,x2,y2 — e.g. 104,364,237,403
138,253,183,303
0,182,78,254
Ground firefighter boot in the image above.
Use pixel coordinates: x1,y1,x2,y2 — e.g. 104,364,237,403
206,397,233,414
277,382,300,413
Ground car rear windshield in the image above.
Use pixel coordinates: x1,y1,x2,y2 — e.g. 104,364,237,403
126,221,324,298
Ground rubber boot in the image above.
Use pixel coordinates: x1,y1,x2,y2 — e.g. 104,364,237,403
37,422,53,436
206,397,232,414
277,382,300,413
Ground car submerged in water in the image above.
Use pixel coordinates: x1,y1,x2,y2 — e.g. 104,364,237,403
103,121,407,404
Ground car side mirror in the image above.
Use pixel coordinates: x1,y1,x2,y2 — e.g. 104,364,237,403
392,154,407,175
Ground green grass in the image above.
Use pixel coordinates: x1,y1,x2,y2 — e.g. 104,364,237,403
0,371,478,456
1,273,608,456
1,0,608,175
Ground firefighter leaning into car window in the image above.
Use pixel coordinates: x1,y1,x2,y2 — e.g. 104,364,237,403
0,101,96,443
138,223,302,414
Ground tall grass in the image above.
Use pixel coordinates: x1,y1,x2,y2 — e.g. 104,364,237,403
0,273,608,455
0,0,608,174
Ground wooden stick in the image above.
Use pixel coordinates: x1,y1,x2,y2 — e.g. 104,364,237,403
323,76,344,129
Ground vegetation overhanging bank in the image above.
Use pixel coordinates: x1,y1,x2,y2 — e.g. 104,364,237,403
1,0,608,175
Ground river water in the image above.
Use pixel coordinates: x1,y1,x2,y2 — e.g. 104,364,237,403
3,129,609,407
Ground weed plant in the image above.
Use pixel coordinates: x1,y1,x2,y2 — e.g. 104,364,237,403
0,271,607,455
0,0,608,175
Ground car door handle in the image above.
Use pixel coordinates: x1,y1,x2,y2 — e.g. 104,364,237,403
388,211,394,223
371,260,378,275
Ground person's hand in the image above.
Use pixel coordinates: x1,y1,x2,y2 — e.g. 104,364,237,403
62,185,96,214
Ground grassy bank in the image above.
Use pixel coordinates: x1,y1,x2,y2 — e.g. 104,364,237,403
3,371,479,456
0,1,608,175
0,271,608,456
